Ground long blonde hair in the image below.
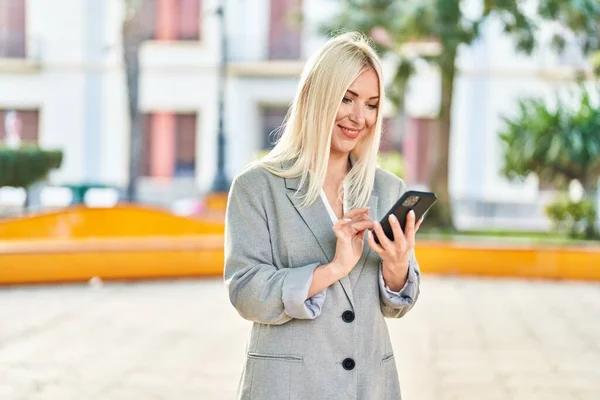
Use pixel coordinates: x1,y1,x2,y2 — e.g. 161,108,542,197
258,31,385,209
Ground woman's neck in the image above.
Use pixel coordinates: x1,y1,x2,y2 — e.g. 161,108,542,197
325,152,350,188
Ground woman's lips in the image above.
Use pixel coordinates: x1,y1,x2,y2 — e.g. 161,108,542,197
339,125,361,139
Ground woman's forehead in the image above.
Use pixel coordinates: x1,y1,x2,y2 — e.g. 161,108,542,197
347,68,380,99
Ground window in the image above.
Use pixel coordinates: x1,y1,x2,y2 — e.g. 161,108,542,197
261,106,289,150
0,0,26,58
0,109,39,144
268,0,302,60
142,114,154,177
139,0,202,41
141,112,197,178
177,0,202,40
174,113,197,177
403,117,437,185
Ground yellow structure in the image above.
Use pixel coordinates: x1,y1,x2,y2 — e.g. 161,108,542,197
0,205,224,285
1,205,599,285
417,241,600,282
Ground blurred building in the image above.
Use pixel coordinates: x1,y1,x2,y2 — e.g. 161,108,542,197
0,0,401,209
0,0,219,206
0,0,594,228
224,0,401,180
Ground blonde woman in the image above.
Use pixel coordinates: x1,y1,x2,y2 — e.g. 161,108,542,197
224,32,422,399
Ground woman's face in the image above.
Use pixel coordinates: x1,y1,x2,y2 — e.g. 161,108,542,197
330,67,380,157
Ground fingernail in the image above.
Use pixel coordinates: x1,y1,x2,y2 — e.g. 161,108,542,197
410,210,415,217
389,214,397,222
343,218,352,222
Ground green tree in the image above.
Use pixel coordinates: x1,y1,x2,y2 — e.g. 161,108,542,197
499,87,600,238
538,0,600,58
591,51,600,75
328,0,600,229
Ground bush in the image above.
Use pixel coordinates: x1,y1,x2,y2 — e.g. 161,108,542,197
545,194,598,239
499,86,600,192
378,152,405,178
0,145,63,188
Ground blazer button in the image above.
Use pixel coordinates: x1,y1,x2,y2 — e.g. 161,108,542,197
342,358,355,371
341,310,355,323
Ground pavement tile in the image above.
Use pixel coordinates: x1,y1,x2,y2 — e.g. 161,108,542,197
1,276,599,400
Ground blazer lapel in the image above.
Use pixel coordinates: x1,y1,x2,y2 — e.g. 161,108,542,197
349,193,378,288
285,176,355,308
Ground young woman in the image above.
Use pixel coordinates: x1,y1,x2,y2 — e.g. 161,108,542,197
224,32,422,400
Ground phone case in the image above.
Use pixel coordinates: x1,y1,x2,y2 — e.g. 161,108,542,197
374,190,437,244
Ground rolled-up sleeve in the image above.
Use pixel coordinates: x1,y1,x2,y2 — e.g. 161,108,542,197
378,250,421,318
282,264,327,319
224,175,326,325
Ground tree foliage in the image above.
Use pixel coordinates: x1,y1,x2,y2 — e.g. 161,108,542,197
328,0,600,229
538,0,600,55
499,87,600,193
328,0,539,107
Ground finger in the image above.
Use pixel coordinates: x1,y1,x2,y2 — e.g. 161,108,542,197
351,220,375,233
334,218,352,228
372,219,393,251
405,210,416,239
366,230,384,254
333,218,352,234
388,214,405,245
415,217,424,232
342,207,370,220
349,213,369,225
359,213,372,222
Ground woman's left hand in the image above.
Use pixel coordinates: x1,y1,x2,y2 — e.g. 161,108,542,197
366,210,423,292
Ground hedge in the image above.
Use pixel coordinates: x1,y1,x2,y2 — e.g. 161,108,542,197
0,145,63,188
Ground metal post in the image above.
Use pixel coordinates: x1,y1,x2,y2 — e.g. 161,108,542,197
210,3,231,192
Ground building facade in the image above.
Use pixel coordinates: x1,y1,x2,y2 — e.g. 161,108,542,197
0,0,596,228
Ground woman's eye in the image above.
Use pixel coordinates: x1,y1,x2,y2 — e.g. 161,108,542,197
342,97,352,104
367,104,378,110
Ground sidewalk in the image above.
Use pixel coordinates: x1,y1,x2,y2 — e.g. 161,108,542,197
1,276,599,400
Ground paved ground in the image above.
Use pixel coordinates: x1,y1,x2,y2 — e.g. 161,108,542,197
1,275,599,400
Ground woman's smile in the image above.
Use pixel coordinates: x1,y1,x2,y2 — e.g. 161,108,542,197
338,125,362,139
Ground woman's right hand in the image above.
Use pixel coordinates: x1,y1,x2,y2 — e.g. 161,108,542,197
331,207,374,276
306,208,374,298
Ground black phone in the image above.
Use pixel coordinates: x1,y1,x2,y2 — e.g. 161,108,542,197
374,190,437,244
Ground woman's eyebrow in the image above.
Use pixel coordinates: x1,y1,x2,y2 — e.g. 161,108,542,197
346,89,379,100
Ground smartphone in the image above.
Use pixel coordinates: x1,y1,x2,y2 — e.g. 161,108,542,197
374,190,437,244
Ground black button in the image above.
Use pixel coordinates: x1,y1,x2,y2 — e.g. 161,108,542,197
342,358,355,370
341,310,355,323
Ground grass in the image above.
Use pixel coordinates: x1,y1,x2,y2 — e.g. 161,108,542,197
421,228,565,239
418,227,599,247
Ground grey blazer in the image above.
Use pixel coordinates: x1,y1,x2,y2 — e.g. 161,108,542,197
224,164,420,400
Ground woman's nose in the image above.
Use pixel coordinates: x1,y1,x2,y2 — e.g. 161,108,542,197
349,104,365,125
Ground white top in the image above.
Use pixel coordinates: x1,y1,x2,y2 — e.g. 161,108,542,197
320,183,403,295
319,182,348,224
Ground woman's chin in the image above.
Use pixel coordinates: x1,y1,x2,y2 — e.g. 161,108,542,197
331,143,357,156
